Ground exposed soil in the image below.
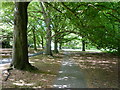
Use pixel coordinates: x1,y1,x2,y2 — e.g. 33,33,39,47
53,52,87,88
2,50,64,88
1,50,119,88
70,51,119,88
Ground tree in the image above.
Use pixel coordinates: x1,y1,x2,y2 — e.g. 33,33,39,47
2,2,120,55
11,2,35,70
82,36,85,51
60,2,120,53
32,26,37,51
1,2,14,48
40,2,52,56
27,2,46,49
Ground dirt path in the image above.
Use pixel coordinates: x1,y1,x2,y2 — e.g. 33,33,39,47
53,52,87,88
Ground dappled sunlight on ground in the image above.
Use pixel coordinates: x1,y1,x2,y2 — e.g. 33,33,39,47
70,52,118,88
2,69,56,88
2,52,64,88
53,84,70,88
13,80,35,86
1,49,118,88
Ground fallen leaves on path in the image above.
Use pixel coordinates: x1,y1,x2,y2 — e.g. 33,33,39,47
70,52,118,88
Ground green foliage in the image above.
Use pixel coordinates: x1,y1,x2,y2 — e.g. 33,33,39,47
1,2,14,48
1,2,120,53
27,2,46,48
61,2,120,53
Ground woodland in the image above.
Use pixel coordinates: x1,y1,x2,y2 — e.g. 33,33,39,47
0,1,120,88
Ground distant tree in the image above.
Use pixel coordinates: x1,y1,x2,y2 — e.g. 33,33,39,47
40,2,52,56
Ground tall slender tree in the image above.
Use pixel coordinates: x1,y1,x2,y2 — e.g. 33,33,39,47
32,26,37,51
40,2,52,56
82,36,85,51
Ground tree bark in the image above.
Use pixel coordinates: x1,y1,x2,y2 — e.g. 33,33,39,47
32,27,37,51
59,43,62,50
118,43,120,54
45,19,52,55
82,37,85,51
12,2,33,70
41,35,44,49
54,36,59,53
40,2,52,56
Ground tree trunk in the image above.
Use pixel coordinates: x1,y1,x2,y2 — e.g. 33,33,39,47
45,19,52,55
41,35,44,49
32,27,37,51
54,37,59,53
59,43,62,50
40,2,52,56
82,37,85,51
118,44,120,54
12,2,33,70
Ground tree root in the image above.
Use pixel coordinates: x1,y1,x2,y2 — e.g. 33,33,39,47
3,67,13,81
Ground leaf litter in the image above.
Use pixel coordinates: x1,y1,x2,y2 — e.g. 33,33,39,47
2,50,119,88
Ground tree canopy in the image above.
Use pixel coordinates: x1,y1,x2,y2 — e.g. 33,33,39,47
1,1,120,70
1,2,120,53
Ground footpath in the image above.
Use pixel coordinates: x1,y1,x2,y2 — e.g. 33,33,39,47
53,52,87,88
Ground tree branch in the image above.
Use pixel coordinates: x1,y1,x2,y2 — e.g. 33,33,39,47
106,12,120,22
45,2,62,13
61,2,84,27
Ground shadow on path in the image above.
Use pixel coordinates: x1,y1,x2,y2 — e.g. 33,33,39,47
53,52,87,88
